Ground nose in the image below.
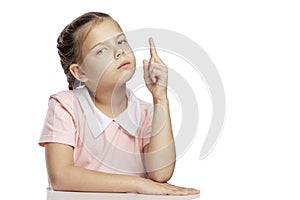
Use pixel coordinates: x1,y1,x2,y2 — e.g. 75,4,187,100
114,48,124,59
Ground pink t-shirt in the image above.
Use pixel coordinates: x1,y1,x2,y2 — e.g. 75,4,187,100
39,87,153,178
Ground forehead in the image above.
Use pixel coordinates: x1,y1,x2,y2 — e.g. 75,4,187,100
83,19,123,51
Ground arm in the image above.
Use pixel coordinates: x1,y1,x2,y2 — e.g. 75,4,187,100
143,98,176,182
45,143,139,192
142,38,176,182
45,143,198,195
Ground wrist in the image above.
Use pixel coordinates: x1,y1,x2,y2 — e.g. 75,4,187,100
134,177,149,194
153,96,169,104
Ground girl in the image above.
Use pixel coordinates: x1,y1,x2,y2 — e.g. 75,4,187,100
39,12,200,195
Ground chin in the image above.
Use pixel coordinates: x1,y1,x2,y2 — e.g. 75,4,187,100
121,67,136,83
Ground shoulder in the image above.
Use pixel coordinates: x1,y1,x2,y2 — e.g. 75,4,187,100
50,89,75,101
48,89,76,112
136,97,153,120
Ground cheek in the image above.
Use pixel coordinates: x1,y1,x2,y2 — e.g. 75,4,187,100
126,51,136,66
125,46,135,58
82,56,114,81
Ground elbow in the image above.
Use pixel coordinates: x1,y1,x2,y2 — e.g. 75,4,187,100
51,183,63,191
50,175,67,191
146,161,176,183
150,175,171,183
148,171,173,183
48,170,71,191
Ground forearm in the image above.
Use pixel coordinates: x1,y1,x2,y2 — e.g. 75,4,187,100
144,97,176,182
49,160,199,196
50,165,142,192
45,143,143,193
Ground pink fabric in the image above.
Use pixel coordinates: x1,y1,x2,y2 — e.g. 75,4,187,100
39,88,153,177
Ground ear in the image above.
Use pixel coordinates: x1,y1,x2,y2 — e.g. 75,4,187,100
69,64,88,82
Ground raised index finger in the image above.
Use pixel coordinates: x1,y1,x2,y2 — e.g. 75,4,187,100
149,37,158,58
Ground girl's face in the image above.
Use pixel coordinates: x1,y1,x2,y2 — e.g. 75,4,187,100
80,19,136,93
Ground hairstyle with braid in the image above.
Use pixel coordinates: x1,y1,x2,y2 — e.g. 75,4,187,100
57,12,119,90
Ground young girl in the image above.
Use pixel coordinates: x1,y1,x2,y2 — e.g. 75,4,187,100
39,12,200,195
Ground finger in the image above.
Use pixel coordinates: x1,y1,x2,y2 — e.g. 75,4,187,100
143,59,149,76
153,64,168,83
152,69,167,85
149,63,157,83
165,183,200,195
175,186,200,194
162,186,188,196
168,188,189,196
167,184,189,191
171,190,189,196
151,63,168,73
150,73,157,84
149,37,158,58
143,60,152,84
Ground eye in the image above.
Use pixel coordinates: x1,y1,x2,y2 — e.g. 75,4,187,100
96,48,108,55
118,39,127,45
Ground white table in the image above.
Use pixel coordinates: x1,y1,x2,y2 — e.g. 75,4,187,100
47,189,200,200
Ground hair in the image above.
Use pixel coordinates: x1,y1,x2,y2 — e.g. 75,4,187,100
57,12,119,90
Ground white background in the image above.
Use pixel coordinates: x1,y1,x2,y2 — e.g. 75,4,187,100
0,0,299,199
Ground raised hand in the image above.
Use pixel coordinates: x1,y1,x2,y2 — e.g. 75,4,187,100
143,38,168,100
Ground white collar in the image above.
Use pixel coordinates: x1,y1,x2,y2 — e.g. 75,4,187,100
74,87,141,138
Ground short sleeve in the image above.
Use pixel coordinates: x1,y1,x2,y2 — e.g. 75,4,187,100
39,94,76,147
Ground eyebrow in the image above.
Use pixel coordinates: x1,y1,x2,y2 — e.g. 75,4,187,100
90,33,126,51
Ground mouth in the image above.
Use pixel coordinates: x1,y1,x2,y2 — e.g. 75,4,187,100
117,61,130,70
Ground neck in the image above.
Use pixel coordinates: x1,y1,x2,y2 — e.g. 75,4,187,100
93,84,127,118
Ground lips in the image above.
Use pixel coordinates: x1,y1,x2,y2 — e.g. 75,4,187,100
117,61,130,69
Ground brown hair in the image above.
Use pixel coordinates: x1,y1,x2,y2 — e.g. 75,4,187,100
57,12,117,90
